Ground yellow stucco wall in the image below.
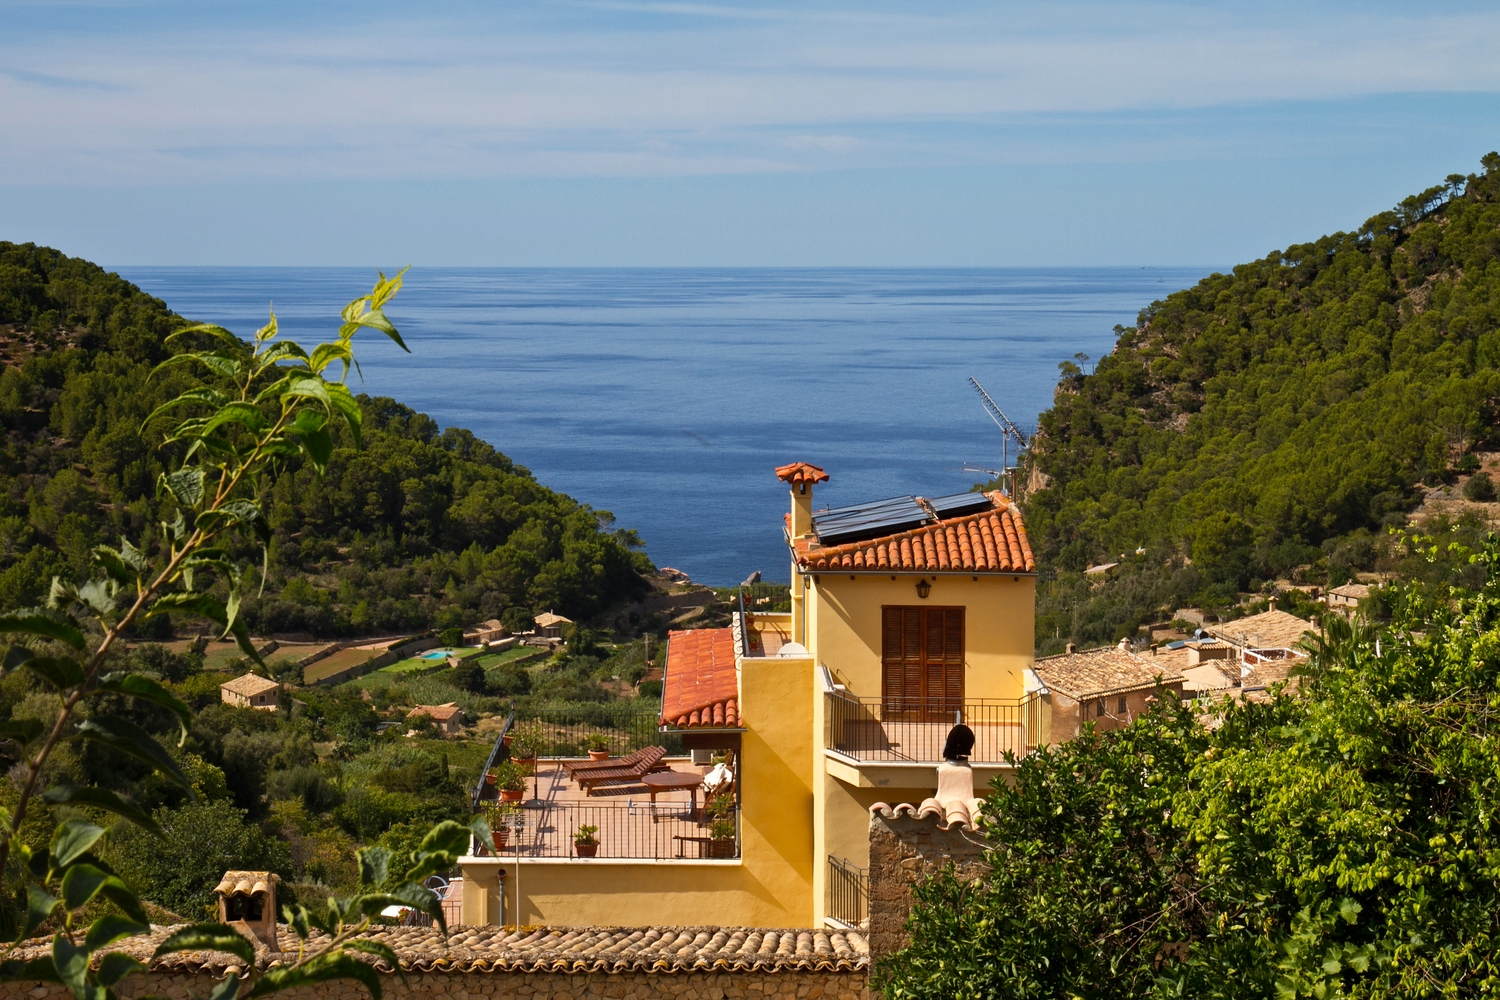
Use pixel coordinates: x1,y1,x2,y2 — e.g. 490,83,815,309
460,655,817,928
805,573,1035,701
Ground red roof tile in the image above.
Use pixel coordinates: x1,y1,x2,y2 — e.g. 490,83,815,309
775,461,829,486
796,493,1035,573
661,628,740,729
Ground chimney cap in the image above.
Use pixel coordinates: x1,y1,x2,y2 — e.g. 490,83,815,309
1065,642,1077,654
775,462,829,486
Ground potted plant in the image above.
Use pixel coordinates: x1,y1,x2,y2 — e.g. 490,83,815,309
510,723,546,772
586,732,610,762
483,801,522,851
573,824,600,858
495,761,527,803
705,795,736,858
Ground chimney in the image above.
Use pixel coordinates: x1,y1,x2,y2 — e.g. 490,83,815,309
775,462,829,538
1065,642,1077,654
1117,637,1131,653
216,871,280,952
1151,643,1158,657
1268,598,1278,612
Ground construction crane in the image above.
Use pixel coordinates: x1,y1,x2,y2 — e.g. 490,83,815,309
967,377,1030,494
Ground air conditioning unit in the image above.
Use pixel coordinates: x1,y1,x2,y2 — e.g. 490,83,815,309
691,749,716,766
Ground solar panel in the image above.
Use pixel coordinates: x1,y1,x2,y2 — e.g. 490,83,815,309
927,492,994,519
812,495,929,545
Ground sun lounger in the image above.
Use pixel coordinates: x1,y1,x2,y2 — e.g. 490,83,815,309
576,746,671,795
562,745,666,778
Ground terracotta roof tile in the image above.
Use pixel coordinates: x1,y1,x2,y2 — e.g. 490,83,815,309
410,703,464,722
1205,609,1314,651
661,629,740,729
10,924,867,975
797,494,1034,573
870,798,984,831
775,462,829,486
1033,646,1184,700
220,673,279,697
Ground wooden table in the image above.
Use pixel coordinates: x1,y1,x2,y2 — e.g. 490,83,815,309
641,769,704,821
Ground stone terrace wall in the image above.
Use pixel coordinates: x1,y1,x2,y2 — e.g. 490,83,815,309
19,969,866,999
867,812,988,968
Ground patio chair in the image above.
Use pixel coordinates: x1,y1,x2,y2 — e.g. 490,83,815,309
562,745,667,778
576,746,671,795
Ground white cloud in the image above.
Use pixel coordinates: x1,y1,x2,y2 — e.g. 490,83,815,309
1,2,1498,183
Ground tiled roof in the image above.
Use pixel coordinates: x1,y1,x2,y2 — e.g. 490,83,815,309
1205,609,1314,650
535,612,573,628
1327,583,1371,600
871,798,983,831
1033,646,1184,700
220,673,279,697
662,628,740,729
410,703,463,722
9,924,867,975
796,494,1034,573
775,461,829,486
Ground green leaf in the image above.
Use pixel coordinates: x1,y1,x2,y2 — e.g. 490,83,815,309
96,880,148,927
25,656,86,690
325,382,363,446
164,323,243,348
360,883,442,933
0,718,44,745
94,672,193,740
310,341,355,380
3,642,35,670
91,547,133,586
152,923,255,967
51,820,106,868
0,955,60,983
345,938,405,981
257,340,309,366
95,951,147,988
52,933,87,997
160,468,206,509
24,887,59,940
61,864,113,909
202,401,270,438
281,903,310,941
143,387,231,428
357,846,390,888
247,952,382,1000
400,820,470,884
84,915,149,953
43,786,161,836
73,717,193,794
295,426,334,472
0,612,84,650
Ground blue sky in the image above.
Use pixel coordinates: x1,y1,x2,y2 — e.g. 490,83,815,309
2,1,1499,266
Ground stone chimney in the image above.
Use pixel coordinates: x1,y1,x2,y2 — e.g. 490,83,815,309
775,461,828,539
216,871,280,952
1065,642,1077,654
1268,597,1278,612
1117,637,1131,653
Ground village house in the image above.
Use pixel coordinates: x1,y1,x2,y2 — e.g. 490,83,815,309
408,702,465,736
461,461,1038,930
463,618,508,645
1326,582,1371,617
1031,640,1186,741
534,611,573,639
219,673,279,711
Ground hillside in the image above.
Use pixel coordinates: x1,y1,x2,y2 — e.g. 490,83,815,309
0,242,652,637
1022,154,1500,651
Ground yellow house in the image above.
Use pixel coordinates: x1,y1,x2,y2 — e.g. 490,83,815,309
459,461,1038,930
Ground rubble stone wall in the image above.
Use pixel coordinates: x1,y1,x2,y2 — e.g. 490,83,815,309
867,813,988,968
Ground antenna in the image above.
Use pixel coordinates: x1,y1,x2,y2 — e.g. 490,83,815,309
968,377,1030,492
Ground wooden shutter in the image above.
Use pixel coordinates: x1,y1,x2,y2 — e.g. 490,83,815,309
882,606,964,717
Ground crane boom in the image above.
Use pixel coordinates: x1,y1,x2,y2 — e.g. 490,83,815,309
968,377,1029,449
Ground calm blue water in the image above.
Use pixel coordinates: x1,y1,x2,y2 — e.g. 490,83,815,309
110,267,1213,586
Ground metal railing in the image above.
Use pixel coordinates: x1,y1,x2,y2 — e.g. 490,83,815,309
827,856,868,929
825,691,1039,763
510,702,682,758
470,709,515,811
477,800,739,860
738,584,792,656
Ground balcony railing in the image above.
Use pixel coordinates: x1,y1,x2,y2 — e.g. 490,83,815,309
826,855,868,929
510,702,683,758
476,800,739,860
825,691,1039,763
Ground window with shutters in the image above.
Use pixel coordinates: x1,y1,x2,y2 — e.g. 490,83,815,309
881,606,964,719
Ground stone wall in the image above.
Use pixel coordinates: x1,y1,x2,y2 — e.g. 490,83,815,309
18,969,865,999
866,812,988,969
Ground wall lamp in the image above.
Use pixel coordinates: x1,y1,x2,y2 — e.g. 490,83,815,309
915,578,932,599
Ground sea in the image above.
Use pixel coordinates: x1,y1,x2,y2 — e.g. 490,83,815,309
111,267,1215,586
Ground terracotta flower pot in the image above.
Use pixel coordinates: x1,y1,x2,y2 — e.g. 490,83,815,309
483,771,497,787
492,830,509,852
707,839,735,859
499,788,523,803
588,750,609,761
575,842,599,858
501,734,514,747
515,756,537,774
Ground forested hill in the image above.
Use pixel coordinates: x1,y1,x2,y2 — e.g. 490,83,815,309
0,243,651,636
1022,154,1500,649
